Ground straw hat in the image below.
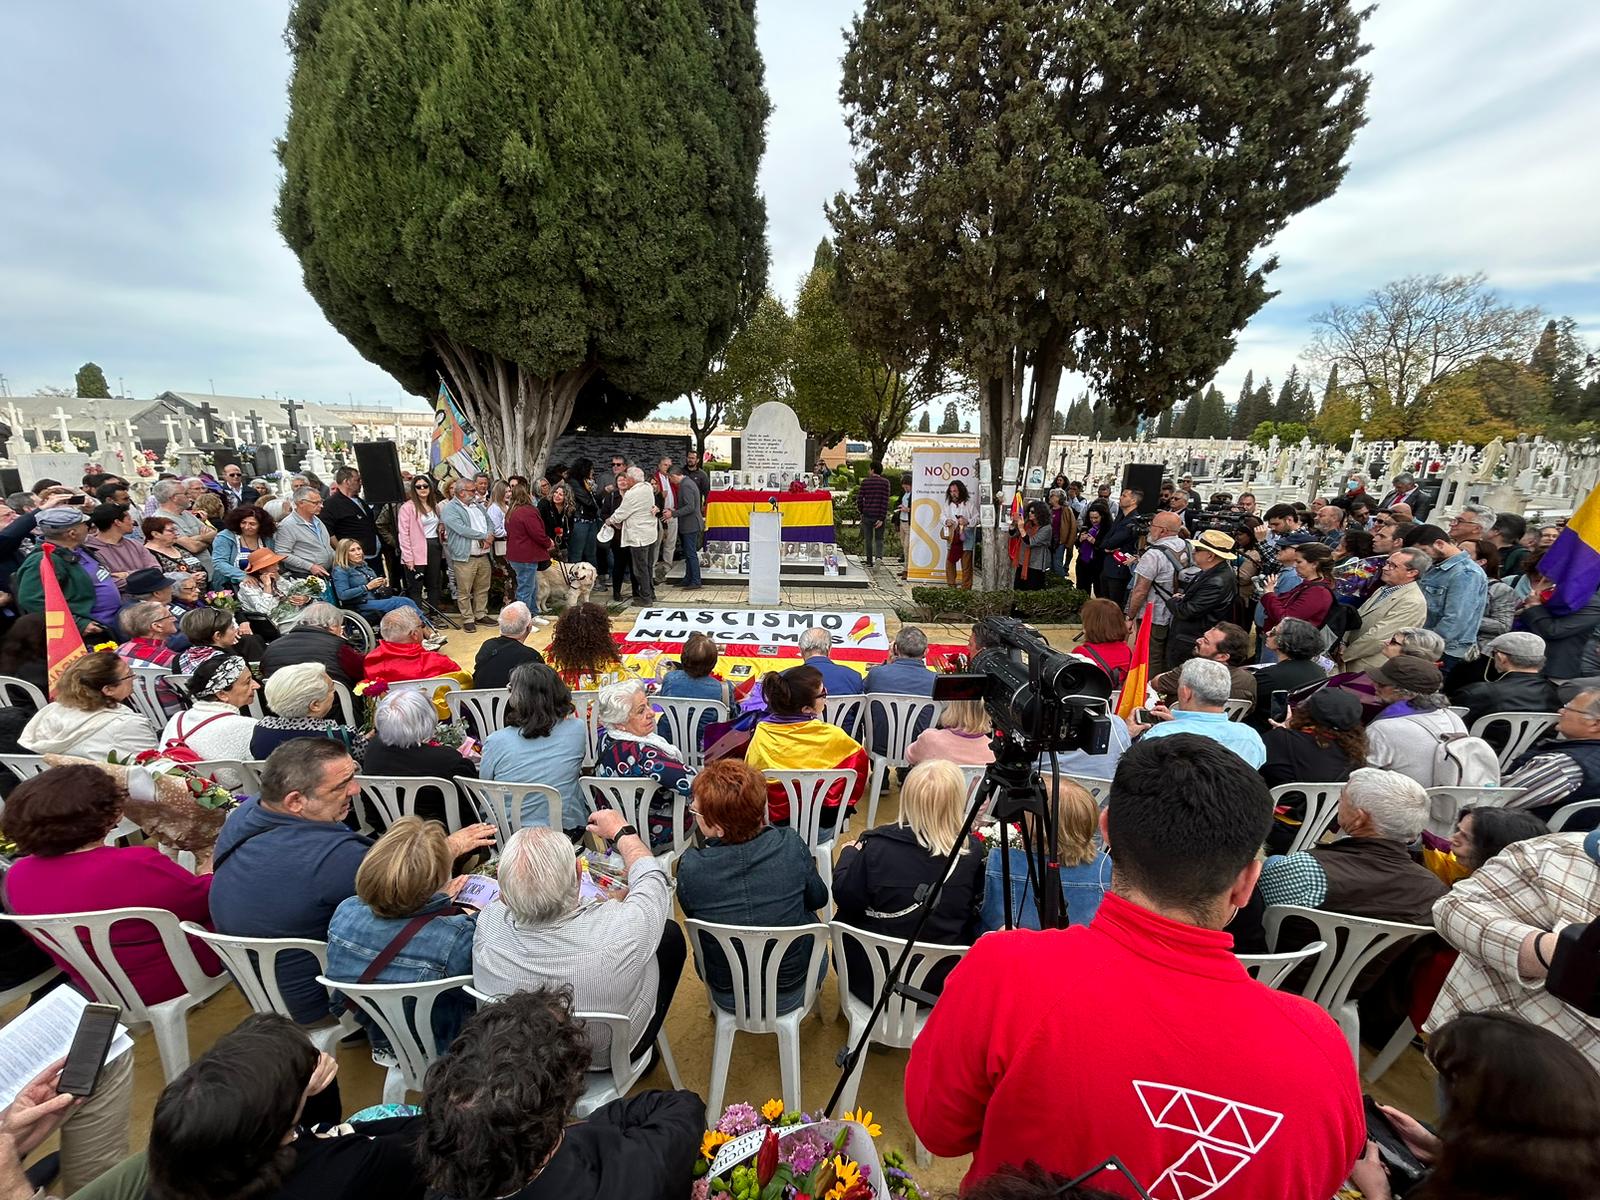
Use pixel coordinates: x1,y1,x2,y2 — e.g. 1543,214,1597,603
1189,528,1237,559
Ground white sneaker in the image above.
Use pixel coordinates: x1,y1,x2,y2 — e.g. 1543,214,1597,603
532,616,551,627
422,635,449,650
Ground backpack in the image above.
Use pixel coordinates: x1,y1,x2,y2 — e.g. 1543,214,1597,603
1411,718,1500,788
1322,595,1362,641
1153,544,1200,590
154,711,231,765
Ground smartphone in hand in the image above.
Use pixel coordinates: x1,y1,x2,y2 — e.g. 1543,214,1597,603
58,1003,122,1097
1269,689,1290,724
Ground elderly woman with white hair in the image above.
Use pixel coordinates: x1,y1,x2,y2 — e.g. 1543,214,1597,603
592,679,695,850
472,811,685,1071
248,661,366,763
361,686,478,828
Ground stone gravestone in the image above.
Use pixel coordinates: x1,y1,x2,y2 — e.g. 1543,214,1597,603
740,401,805,488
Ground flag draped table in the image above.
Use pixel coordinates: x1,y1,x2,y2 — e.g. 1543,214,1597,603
704,489,837,544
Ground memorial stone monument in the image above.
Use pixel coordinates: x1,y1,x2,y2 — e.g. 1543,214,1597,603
739,400,806,487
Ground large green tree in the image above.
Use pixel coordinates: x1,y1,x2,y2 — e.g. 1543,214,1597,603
830,0,1370,582
276,0,769,474
1307,273,1544,436
75,362,111,399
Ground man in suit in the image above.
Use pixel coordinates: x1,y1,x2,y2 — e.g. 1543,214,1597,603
1096,487,1145,605
669,469,703,590
1378,472,1431,521
322,466,381,557
1339,547,1431,674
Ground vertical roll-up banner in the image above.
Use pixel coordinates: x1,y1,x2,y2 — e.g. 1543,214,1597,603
908,446,980,583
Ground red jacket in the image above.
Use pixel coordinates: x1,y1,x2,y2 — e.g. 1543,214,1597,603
364,639,470,685
905,894,1362,1196
1261,578,1334,631
505,504,553,565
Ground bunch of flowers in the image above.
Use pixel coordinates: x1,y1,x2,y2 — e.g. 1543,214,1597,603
271,574,326,625
205,590,239,613
103,754,241,812
1332,554,1384,606
428,720,471,750
692,1100,919,1200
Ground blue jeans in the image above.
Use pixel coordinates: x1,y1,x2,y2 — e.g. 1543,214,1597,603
569,518,600,570
680,531,702,586
364,595,426,622
511,561,541,611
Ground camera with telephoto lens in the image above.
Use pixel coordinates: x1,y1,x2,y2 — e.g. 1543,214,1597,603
1187,504,1251,535
932,615,1113,754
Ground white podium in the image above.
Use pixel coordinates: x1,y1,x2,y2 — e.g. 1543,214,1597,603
747,511,781,605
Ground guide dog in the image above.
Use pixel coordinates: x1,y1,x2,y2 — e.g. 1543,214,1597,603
541,558,598,609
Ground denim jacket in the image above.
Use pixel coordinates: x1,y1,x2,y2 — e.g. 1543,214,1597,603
981,846,1111,931
331,563,381,607
325,892,476,1052
1417,552,1488,658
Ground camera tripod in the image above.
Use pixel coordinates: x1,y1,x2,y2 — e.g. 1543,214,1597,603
823,736,1068,1116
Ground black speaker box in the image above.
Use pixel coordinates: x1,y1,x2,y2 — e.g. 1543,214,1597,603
1121,463,1165,514
354,441,407,505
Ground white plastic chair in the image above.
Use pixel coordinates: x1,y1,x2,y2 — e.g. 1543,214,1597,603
354,774,476,835
0,964,63,1009
1,907,232,1081
823,694,867,741
569,690,602,763
1446,705,1468,721
1222,698,1254,722
579,776,690,868
1364,1018,1421,1083
447,688,512,738
0,674,46,711
1424,785,1528,839
684,919,829,1117
863,694,943,827
127,666,175,728
1469,711,1559,771
458,778,564,842
0,753,50,782
762,769,854,893
464,987,685,1111
1549,799,1600,833
1235,941,1328,990
317,973,473,1103
179,924,355,1054
1271,782,1347,854
654,696,729,767
1262,904,1433,1062
330,681,360,727
960,764,987,814
386,676,463,703
830,920,967,1164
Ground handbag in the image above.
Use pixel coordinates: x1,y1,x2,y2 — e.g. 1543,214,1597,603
339,902,469,1015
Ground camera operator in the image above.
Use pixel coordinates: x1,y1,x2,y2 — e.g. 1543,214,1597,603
1163,529,1239,670
1429,831,1600,1072
904,735,1363,1194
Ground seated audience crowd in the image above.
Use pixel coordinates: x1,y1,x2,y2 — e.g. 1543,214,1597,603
5,465,1600,1200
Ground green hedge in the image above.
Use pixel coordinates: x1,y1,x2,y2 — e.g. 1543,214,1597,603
908,579,1087,624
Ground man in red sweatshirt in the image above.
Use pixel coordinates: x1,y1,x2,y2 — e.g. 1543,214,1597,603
905,734,1363,1198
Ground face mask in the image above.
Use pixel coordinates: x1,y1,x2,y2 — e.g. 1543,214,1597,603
1346,480,1359,492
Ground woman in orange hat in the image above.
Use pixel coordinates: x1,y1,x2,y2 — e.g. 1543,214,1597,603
236,546,306,638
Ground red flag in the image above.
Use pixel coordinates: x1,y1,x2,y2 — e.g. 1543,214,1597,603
40,543,87,699
1115,605,1154,721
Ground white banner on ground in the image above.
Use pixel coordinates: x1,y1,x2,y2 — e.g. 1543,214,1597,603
625,606,890,649
908,446,980,582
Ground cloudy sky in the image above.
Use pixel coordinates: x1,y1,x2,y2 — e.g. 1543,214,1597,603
3,1,1598,418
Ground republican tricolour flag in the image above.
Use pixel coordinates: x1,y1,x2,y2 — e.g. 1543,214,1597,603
40,543,87,699
1115,605,1154,721
1538,484,1600,616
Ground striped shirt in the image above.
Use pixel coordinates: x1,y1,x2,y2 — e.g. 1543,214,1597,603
1427,833,1600,1070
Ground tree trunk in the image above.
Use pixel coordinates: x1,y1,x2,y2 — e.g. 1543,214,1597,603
431,336,597,477
1021,328,1066,481
978,348,1027,591
686,391,718,463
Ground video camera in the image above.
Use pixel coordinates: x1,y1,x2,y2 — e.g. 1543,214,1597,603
1187,503,1252,536
932,616,1113,754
